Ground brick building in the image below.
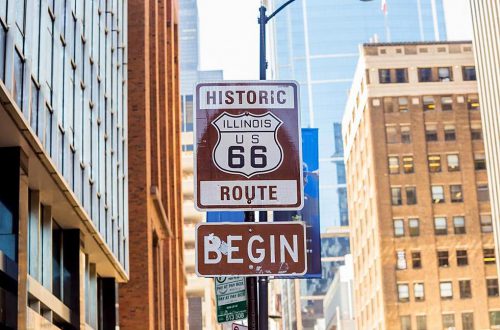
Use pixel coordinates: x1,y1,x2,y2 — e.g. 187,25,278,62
119,0,186,329
0,1,127,329
343,41,500,329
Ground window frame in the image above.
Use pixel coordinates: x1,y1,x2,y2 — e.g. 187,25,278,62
437,250,450,267
450,185,463,203
447,154,460,171
457,250,468,266
434,217,448,235
440,281,453,300
453,216,466,234
431,185,445,204
459,279,472,299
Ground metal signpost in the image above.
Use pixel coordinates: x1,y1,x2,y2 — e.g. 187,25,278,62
215,277,248,323
195,222,307,277
194,2,301,329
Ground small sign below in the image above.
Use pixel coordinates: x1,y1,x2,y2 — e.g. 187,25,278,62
232,323,249,330
196,222,307,277
215,277,247,324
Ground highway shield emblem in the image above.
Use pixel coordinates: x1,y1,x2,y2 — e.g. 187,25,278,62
212,112,283,178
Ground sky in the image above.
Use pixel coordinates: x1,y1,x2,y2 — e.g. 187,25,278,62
198,0,261,80
197,0,473,82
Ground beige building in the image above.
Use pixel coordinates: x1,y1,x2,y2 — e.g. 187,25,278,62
182,131,219,330
469,0,500,301
343,41,500,329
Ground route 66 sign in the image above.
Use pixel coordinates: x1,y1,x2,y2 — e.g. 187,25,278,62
194,81,303,210
212,112,283,178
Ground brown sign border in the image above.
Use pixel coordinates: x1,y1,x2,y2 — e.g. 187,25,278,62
194,80,303,211
195,222,308,277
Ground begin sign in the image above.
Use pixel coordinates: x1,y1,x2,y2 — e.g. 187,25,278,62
194,81,303,210
195,222,307,277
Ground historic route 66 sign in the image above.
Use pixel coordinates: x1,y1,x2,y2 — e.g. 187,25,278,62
194,81,303,210
212,112,283,178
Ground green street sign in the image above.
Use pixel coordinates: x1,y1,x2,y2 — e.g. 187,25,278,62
215,276,248,323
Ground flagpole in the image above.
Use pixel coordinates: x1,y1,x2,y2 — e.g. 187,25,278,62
384,13,391,42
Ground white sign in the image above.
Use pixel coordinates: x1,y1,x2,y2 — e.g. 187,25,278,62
232,323,249,330
195,81,303,211
212,112,283,178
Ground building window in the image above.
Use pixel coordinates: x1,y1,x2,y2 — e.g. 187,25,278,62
386,126,398,143
384,97,394,113
431,185,445,203
412,251,422,269
418,68,433,82
457,250,468,266
414,283,425,301
391,188,402,206
438,250,450,267
406,186,417,205
423,96,435,111
474,153,486,170
463,66,476,81
440,282,453,300
428,155,441,173
388,156,399,174
442,314,455,328
416,315,427,330
471,123,483,140
401,315,411,330
409,218,420,237
395,68,408,83
462,313,474,330
481,214,493,233
467,94,480,110
435,217,447,235
450,185,463,203
438,67,452,81
401,126,412,144
441,96,453,111
402,156,414,174
425,123,438,141
396,250,407,270
459,280,472,299
397,283,409,302
394,219,404,237
490,311,500,327
444,124,456,141
379,69,391,83
487,279,499,297
477,184,490,202
398,97,409,112
453,216,466,234
447,154,460,171
484,249,496,265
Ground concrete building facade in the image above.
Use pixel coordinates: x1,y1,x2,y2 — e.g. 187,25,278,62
343,41,500,329
119,0,186,329
0,1,127,329
469,0,500,306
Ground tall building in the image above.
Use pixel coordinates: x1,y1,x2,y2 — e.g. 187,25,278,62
0,1,127,329
469,0,500,300
119,0,186,329
270,3,448,326
343,41,500,329
179,0,222,328
323,254,355,330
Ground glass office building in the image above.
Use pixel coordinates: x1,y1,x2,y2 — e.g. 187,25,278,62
0,1,127,329
271,0,447,231
270,0,447,327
